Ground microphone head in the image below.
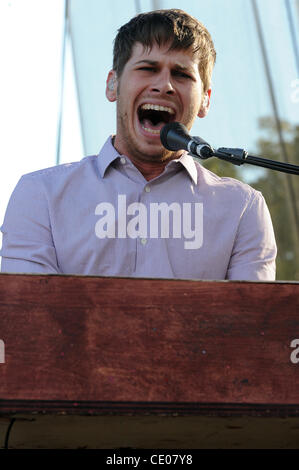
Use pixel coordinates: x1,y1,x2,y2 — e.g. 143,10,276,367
160,122,191,151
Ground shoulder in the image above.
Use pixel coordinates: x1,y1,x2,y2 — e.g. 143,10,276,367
195,162,262,205
19,136,116,184
15,155,101,200
4,155,100,212
20,155,99,183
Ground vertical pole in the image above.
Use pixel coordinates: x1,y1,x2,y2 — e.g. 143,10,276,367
151,0,161,10
296,0,299,26
251,0,299,270
285,0,299,76
135,0,141,14
56,0,68,166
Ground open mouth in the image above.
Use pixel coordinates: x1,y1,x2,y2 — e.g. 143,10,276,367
137,104,176,135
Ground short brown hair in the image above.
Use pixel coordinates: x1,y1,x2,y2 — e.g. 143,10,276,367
113,9,216,93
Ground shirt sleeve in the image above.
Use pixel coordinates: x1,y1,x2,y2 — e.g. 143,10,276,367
226,190,277,281
0,175,60,274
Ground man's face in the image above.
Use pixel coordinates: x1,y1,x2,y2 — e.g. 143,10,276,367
106,42,211,163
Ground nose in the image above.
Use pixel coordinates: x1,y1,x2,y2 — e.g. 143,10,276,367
150,70,175,95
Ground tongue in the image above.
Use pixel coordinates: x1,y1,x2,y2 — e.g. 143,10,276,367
142,118,165,131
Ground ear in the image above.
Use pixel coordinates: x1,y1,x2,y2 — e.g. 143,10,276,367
198,88,212,118
106,70,118,102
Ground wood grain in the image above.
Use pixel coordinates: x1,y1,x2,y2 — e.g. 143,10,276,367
0,274,299,409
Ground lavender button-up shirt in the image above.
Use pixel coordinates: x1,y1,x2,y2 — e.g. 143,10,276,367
0,137,276,280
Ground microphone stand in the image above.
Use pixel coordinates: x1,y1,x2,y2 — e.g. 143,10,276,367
195,145,299,176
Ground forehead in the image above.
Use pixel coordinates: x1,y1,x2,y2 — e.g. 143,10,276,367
127,41,200,70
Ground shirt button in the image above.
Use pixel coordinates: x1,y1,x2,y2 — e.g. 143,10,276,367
120,157,126,164
140,238,147,245
145,186,151,192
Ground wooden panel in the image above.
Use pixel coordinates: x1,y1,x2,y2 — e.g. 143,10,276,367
2,414,299,449
0,274,298,406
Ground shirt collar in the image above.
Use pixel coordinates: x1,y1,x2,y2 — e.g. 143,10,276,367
97,136,121,177
169,152,198,185
97,136,198,185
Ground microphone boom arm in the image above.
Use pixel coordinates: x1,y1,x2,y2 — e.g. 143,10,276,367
159,122,299,175
193,146,299,176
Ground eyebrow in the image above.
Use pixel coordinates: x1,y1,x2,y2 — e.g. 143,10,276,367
134,60,194,73
134,60,159,66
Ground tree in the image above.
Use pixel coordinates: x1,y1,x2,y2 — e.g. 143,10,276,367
250,118,299,280
202,118,299,280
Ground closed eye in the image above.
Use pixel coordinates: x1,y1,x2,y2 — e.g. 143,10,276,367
136,66,194,80
138,67,155,71
173,70,192,79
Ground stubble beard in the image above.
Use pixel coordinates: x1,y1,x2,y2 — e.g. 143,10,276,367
115,103,179,164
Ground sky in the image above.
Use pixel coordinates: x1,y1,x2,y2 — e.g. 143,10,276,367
0,0,83,228
0,0,298,260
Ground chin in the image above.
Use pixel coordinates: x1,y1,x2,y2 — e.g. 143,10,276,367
136,144,173,163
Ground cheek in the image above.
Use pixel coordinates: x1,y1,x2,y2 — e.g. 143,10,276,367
118,85,140,117
183,99,199,120
119,76,140,97
184,89,202,117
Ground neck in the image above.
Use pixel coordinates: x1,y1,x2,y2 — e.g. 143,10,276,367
111,136,184,181
128,157,169,181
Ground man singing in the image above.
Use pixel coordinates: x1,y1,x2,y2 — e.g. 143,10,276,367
0,9,277,279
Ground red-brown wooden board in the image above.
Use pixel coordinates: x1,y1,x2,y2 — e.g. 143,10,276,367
0,274,298,411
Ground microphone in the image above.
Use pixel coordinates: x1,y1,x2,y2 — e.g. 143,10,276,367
161,122,299,175
160,122,214,159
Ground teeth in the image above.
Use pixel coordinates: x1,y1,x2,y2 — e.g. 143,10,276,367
141,125,160,134
140,104,175,114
